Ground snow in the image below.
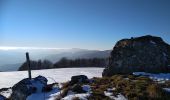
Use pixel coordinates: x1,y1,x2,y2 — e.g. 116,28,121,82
133,72,170,81
27,87,61,100
0,68,103,100
0,68,104,89
0,89,12,98
0,95,5,100
48,91,61,100
30,80,45,93
114,94,128,100
162,52,168,61
107,88,116,92
163,88,170,93
61,85,92,100
104,88,127,100
124,78,129,80
150,40,156,45
62,93,90,100
104,91,113,97
2,68,170,99
104,91,127,100
163,52,167,57
82,85,91,92
0,96,5,100
133,72,149,76
67,90,75,95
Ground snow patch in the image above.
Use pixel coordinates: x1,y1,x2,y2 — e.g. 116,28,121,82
150,40,156,45
27,88,60,100
107,88,116,92
0,89,12,98
61,85,92,100
163,52,167,57
163,88,170,93
104,88,127,100
30,80,44,93
67,90,75,95
104,91,127,100
82,85,91,93
104,91,113,97
0,96,5,100
62,93,90,100
133,72,170,81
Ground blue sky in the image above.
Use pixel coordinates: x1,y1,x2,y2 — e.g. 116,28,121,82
0,0,170,50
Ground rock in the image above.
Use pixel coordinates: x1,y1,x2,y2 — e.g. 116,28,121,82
70,75,89,85
103,35,170,76
0,88,9,92
0,95,6,100
11,76,47,100
71,84,86,93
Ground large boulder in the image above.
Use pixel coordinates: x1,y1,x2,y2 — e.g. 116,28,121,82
103,35,170,76
11,76,47,100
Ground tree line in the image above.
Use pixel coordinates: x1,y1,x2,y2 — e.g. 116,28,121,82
18,58,108,71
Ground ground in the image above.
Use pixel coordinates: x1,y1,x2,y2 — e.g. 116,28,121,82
0,68,170,100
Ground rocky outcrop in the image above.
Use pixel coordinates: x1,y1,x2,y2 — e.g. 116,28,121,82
103,35,170,76
11,76,47,100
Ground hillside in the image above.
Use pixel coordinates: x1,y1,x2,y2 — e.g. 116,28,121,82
44,49,111,63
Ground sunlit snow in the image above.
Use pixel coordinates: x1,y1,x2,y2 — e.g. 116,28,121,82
133,72,170,81
0,68,104,89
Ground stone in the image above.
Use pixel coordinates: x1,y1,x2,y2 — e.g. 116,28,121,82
11,75,47,100
70,75,89,85
103,35,170,76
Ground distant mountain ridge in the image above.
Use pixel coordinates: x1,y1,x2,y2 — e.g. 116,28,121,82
0,48,111,71
0,63,22,71
45,49,111,63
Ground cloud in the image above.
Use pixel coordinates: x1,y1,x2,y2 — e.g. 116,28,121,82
0,46,68,51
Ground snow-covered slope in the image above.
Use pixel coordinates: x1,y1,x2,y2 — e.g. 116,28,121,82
0,68,104,89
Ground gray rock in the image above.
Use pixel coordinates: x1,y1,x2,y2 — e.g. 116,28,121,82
11,76,47,100
103,35,170,76
0,95,6,100
70,75,88,85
